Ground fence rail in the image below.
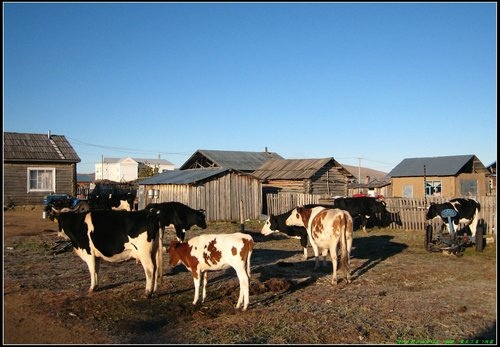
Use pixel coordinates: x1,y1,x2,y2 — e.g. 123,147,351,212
266,193,496,234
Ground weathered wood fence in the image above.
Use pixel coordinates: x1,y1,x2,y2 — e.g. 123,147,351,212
266,193,496,234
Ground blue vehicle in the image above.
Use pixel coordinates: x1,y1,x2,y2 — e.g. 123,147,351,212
42,194,88,218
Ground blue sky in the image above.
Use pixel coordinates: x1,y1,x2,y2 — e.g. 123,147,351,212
4,2,497,174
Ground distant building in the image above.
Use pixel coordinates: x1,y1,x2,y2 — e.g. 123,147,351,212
95,157,175,182
388,154,490,198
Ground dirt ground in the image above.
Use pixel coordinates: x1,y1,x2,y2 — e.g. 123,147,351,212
3,206,497,344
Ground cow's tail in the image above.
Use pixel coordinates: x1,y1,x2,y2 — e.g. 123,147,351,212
245,238,254,278
156,226,164,286
340,211,351,284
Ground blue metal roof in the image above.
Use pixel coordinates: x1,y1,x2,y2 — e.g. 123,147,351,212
138,168,231,185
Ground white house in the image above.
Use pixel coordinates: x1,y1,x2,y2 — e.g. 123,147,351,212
95,157,175,182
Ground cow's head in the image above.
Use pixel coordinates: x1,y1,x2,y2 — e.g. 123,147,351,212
167,240,182,266
285,207,307,227
48,206,89,240
380,210,403,227
261,215,276,235
195,209,208,229
426,203,439,220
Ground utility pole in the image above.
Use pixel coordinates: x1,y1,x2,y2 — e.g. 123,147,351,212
357,157,362,184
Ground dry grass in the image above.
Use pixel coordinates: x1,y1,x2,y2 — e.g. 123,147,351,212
3,210,497,344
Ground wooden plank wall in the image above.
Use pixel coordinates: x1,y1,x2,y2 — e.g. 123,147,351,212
140,172,261,222
266,193,496,234
4,162,77,206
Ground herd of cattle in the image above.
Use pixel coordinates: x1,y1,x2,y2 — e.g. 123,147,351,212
46,195,481,311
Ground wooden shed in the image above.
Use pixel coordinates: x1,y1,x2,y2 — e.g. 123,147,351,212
137,168,262,222
252,158,354,196
388,155,491,198
3,131,81,206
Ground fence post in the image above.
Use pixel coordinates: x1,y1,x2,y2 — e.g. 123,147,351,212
240,199,245,232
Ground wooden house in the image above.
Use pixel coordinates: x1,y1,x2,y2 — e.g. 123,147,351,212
388,155,490,198
179,149,283,172
137,168,262,222
3,131,81,206
252,158,354,196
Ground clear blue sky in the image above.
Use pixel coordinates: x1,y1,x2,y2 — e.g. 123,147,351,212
4,2,497,174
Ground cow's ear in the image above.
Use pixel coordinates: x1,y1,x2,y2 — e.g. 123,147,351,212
199,209,206,215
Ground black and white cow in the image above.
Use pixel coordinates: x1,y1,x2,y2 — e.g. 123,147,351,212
145,201,207,242
260,211,309,259
426,198,481,237
315,197,402,232
48,207,162,297
88,192,136,211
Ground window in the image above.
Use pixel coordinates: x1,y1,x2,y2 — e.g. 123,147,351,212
27,167,55,192
460,179,477,197
425,180,442,197
403,185,413,198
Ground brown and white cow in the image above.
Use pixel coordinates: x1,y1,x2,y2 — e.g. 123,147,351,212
286,206,352,285
168,232,254,310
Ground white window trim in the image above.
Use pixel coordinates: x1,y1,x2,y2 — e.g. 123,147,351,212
27,167,56,193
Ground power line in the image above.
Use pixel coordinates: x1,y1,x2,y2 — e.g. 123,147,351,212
67,136,192,156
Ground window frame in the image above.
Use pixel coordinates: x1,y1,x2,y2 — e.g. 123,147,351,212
27,167,56,193
425,180,442,197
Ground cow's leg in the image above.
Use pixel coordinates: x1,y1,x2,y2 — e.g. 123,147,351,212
201,272,208,303
155,228,164,288
321,248,328,267
235,267,250,310
361,216,368,232
310,239,320,270
78,250,99,292
300,235,308,260
138,249,155,298
469,215,479,238
175,225,186,242
192,271,201,305
329,239,339,285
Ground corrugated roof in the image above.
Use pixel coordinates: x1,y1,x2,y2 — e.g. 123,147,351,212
253,158,353,180
138,168,233,185
387,155,486,177
3,131,80,163
180,149,284,171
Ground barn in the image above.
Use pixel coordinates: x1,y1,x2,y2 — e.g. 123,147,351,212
388,154,491,198
3,131,81,206
252,157,354,195
252,158,354,214
137,168,262,222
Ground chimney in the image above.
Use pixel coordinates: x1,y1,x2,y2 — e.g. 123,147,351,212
365,176,370,184
265,146,268,153
48,130,51,139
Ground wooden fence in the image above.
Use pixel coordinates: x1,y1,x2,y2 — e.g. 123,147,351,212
265,193,496,234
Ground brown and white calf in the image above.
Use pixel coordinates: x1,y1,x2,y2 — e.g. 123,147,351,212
286,206,352,285
168,232,254,310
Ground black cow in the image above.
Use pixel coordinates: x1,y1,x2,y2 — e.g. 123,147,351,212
88,192,136,211
145,201,207,241
426,198,481,237
317,197,401,232
261,211,309,259
48,207,162,297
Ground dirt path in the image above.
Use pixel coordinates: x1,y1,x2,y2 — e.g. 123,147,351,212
3,207,497,344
